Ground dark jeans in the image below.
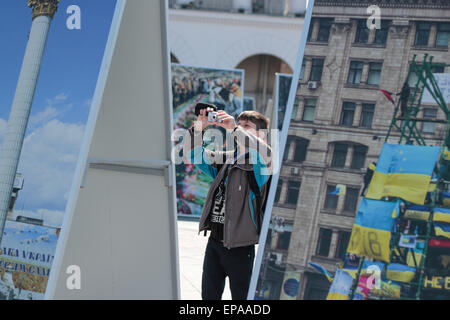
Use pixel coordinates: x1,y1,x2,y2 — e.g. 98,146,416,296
202,237,255,300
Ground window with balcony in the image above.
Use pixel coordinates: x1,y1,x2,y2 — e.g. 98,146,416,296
367,62,382,85
316,228,332,257
310,59,324,82
340,102,356,126
415,22,431,46
347,61,364,84
303,98,317,122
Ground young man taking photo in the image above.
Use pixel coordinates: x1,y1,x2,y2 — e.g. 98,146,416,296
185,106,272,300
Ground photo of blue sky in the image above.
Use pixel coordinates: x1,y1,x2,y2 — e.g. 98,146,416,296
0,1,117,227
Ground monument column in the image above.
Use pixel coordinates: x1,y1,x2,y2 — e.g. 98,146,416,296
0,0,59,243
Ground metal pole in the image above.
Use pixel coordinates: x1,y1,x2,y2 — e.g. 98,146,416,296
0,0,58,245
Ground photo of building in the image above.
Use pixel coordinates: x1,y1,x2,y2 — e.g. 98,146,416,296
168,0,307,112
256,0,450,300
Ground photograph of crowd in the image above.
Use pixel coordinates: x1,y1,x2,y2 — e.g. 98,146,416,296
171,64,245,217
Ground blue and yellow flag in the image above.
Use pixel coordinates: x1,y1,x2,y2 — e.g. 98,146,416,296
326,269,353,300
433,207,450,224
404,205,430,221
347,198,400,263
308,262,334,283
366,144,441,204
386,263,417,283
443,147,450,161
372,280,401,299
434,222,450,239
441,192,450,207
330,184,346,196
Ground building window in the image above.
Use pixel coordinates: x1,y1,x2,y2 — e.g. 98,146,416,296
436,23,450,47
275,180,283,204
310,59,324,82
317,18,333,42
374,20,390,44
283,143,290,161
303,99,317,122
324,185,338,210
294,139,309,163
335,231,351,259
286,180,301,205
277,231,292,251
307,18,315,41
292,97,300,120
432,65,445,73
351,145,368,169
343,187,360,214
347,61,364,84
415,22,431,46
360,103,375,128
316,228,332,257
331,143,348,168
300,60,306,80
367,63,382,85
355,20,370,44
341,102,356,126
422,108,438,134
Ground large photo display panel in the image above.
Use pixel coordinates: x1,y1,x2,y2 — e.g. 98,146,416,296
45,0,179,299
248,0,315,300
251,0,450,301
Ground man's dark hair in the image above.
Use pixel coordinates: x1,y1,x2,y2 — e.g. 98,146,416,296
237,111,270,130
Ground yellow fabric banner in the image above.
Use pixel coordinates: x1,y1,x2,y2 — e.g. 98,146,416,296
347,225,391,263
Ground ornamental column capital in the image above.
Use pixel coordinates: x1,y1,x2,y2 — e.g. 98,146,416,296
28,0,60,20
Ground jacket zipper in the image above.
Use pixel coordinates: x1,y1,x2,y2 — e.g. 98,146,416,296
224,167,232,249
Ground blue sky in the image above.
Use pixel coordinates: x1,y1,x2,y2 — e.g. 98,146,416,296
0,1,117,225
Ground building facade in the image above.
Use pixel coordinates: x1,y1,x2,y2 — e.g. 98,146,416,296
168,0,307,111
257,0,450,300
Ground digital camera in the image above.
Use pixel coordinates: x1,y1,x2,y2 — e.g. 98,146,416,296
208,111,222,123
195,103,222,123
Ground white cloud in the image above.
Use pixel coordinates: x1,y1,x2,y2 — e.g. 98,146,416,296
17,119,85,213
29,93,72,128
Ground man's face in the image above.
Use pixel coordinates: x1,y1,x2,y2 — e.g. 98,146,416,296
238,119,257,134
238,119,265,139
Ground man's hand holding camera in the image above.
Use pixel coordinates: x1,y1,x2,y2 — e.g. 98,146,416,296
195,107,236,133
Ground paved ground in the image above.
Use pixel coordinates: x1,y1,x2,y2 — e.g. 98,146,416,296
178,220,231,300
